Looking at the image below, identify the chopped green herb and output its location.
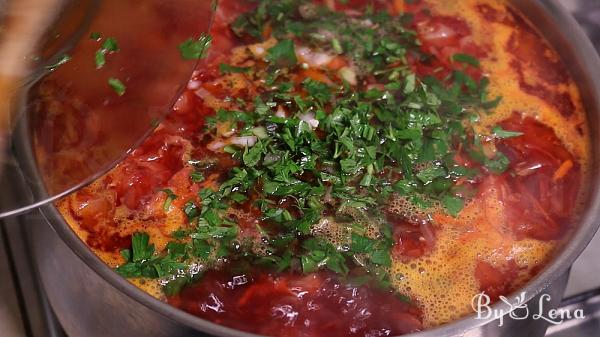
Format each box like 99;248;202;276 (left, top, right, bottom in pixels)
416;166;447;184
183;201;200;221
492;126;524;139
190;171;205;183
112;0;507;298
441;195;464;217
94;37;119;69
301;238;349;274
108;78;126;96
242;142;263;167
116;233;187;280
89;32;101;40
219;63;250;74
485;152;511;174
102;37;119;52
370;249;392;267
452;53;480;67
131;232;154;262
95;50;106;69
266;39;297;68
161;189;178;212
179;34;212;60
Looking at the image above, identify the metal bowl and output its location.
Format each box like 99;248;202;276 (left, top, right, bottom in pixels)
28;1;600;336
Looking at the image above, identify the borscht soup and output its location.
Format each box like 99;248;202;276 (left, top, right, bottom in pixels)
56;0;590;336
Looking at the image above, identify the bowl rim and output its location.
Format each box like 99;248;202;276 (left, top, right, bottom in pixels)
39;0;600;336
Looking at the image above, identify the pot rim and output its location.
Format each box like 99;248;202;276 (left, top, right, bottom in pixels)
39;0;600;336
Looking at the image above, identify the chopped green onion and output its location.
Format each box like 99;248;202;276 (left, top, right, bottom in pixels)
108;78;126;96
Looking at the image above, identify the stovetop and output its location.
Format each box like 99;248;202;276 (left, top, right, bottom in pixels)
1;1;600;337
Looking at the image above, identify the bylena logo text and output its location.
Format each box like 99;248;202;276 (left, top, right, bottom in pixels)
471;292;585;327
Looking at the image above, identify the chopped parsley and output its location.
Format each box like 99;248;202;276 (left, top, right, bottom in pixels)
219;63;250;74
492;126;523;139
233;0;418;77
178;34;212;60
190;171;205;183
441;195;465;217
115;0;508;296
266;39;297;68
161;189;178;211
452;53;480;67
116;233;187;280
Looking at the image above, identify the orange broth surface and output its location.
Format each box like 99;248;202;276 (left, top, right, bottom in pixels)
56;0;590;336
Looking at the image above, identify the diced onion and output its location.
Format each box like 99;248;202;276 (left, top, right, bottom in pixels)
249;45;265;58
207;140;226;152
207;135;258;152
231;136;258;147
323;185;333;203
515;162;542;177
459;36;474;49
194;88;210;99
299;112;319;129
252;126;268;139
367;83;385;91
296;46;334;68
248;38;277;59
360;18;373;26
421;23;456;41
299;4;318;19
217;122;236;138
338;66;357;85
318;29;335;40
187;80;201;90
264;152;281;163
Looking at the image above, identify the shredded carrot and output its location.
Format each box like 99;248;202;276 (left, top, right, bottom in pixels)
237;285;261;307
326;56;348;71
324;0;335;11
298;68;334;85
393;0;405;15
552;160;574;182
262;22;272;40
199;173;221;191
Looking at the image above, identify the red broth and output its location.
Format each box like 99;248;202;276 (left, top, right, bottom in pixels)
169;269;422;336
57;0;589;335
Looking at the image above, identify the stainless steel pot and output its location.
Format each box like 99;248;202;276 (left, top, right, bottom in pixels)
26;1;600;336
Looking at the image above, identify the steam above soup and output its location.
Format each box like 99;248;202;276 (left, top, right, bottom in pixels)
58;0;589;336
